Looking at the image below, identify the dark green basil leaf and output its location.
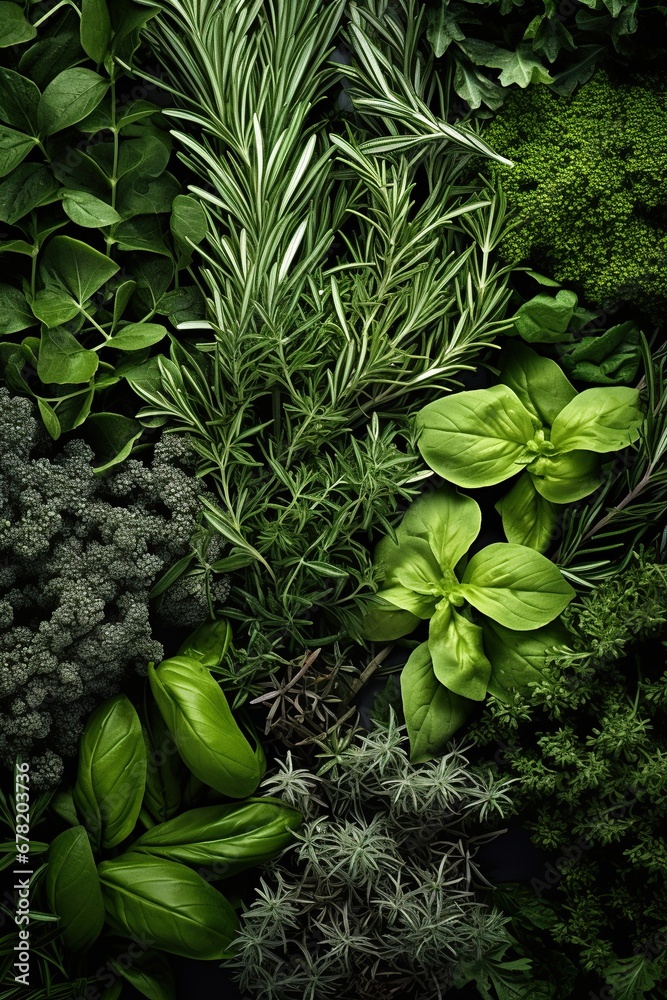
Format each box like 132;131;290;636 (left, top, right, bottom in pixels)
114;215;173;256
81;0;111;64
60;189;122;228
37;327;99;385
158;286;206;325
46;826;105;952
0;163;59;225
0;284;34;334
111;949;175;1000
38;67;109;137
40;235;119;305
148;656;261;799
131;799;301;875
98;854;239;960
170;194;207;249
116;173;181;219
0;67;40;133
401;642;473;763
108;322;168;351
0;4;36;50
37;398;61;440
0;126;37;178
142;703;184;826
560;320;642;385
73;693;146;850
31;289;80;326
18;25;83;90
85;412;143;470
483;619;571;702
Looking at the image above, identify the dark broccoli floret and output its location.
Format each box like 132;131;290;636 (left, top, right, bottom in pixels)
483;69;667;318
0;389;209;779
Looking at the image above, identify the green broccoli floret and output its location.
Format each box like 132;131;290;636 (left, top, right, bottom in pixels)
0;389;206;782
483;69;667;318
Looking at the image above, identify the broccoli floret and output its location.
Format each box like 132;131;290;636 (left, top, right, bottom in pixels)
0;388;206;781
483;69;667;318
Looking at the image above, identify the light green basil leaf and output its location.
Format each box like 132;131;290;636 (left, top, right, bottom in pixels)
80;0;111;64
378;532;443;593
377;581;439;619
46;826;105;952
483;619;571;702
38;68;109;137
460;542;575;630
512;289;578;343
0;284;33;334
416;385;536;487
499;342;577;427
530;450;602;503
31;289;80;326
0;67;40;133
0;126;36;178
108;322;168;351
401;642;474;763
428;603;491;701
148;656;260;798
496;473;559;553
177;619;232;668
359;598;420;642
73;694;146;851
397;486;481;572
98;854;239;960
550;387;644;453
131;799;301;876
60;189;122;228
40;236;119;306
0;3;36;49
111;950;175;1000
37;328;99;385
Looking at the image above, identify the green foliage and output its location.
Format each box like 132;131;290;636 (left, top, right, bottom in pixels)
127;0;518;669
0;0;205;455
229;714;523;999
417;344;644;548
360;486;574;759
0;388;204;779
473;559;667;997
45;826;105;953
482;69;667;319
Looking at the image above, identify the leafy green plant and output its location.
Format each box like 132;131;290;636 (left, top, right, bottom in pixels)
416;343;644;551
124;0;518;672
0;388;207;781
0;0;206;455
481;68;667;319
229;714;532;1000
360;486;573;759
473;558;667;998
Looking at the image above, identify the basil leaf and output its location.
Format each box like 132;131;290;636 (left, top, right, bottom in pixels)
80;0;111;64
40;236;119;306
483;619;571;702
0;3;36;50
46;826;105;952
416;385;536;487
142;703;184;826
530;449;602;503
37;398;61;440
111;950;175;1000
38;68;109;137
499;342;577;427
397;487;481;571
0;67;40;133
60;189;122;228
148;656;261;798
377;579;439;619
496;473;559;553
359;598;420;642
512;289;578;343
428;603;491;701
0;284;33;334
401;642;474;763
114;215;173;256
73;694;147;850
116;172;181;219
177;619;232;668
98;854;239;960
0;163;59;225
171;194;207;263
550;387;644;453
460;542;575;630
0;126;37;178
560;321;641;385
37;327;99;385
108;322;169;351
85;412;143;471
131;799;301;876
31;289;80;326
